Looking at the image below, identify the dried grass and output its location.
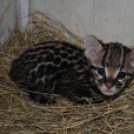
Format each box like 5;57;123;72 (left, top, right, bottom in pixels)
0;12;134;134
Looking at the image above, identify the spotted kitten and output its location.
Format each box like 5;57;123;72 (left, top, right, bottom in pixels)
9;35;134;103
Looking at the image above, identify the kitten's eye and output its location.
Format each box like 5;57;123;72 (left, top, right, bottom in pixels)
118;72;127;79
97;68;105;76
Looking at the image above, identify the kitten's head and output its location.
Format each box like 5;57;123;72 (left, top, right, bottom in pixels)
84;35;134;96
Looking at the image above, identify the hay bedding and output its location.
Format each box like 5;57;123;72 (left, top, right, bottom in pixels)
0;12;134;134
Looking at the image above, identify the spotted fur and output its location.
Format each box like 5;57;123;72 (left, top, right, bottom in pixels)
9;36;134;103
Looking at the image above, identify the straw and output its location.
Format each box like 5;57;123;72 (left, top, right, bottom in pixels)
0;12;134;134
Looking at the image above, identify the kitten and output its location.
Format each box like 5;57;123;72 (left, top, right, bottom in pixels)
9;35;134;103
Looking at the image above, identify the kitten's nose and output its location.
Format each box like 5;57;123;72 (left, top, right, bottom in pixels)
106;84;113;89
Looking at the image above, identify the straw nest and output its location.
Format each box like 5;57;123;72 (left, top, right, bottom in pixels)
1;12;134;134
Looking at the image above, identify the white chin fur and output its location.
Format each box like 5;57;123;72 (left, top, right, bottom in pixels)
99;85;117;96
101;90;115;96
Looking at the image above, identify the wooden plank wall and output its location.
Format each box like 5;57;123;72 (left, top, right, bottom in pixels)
0;0;17;44
31;0;134;46
1;0;134;46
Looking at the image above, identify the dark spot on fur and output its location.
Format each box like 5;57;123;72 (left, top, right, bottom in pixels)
45;53;54;62
49;75;58;85
73;56;79;60
34;45;55;51
68;57;74;61
60;61;68;69
61;53;68;59
67;49;73;54
63;42;78;50
75;52;83;57
61;47;67;50
25;54;30;60
37;57;43;63
77;65;84;70
38;64;45;78
83;61;88;65
43;46;55;49
52;66;58;74
39;51;49;55
22;61;31;67
30;71;37;83
31;54;37;60
38;80;44;87
53;57;61;64
54;48;60;53
106;63;109;67
46;64;53;75
68;63;74;69
31;61;37;69
54;53;60;56
44;77;49;88
34;47;42;51
77;59;83;64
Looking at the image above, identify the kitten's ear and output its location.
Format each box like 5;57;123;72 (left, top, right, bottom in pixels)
129;49;134;67
84;35;104;64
